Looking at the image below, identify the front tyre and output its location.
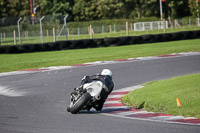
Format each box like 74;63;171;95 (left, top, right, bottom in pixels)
70;92;92;114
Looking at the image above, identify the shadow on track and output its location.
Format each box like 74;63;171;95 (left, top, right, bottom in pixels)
78;107;136;114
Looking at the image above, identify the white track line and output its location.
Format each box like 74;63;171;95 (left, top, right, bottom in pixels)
148;116;186;121
104;101;121;104
112;85;144;92
107;95;125;98
112;111;150;116
103;106;129;110
0;85;27;97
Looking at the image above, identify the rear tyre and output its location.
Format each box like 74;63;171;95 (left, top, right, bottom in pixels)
70;93;92;114
67;107;70;112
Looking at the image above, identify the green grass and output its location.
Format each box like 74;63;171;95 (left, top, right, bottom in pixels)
122;73;200;118
0;39;200;73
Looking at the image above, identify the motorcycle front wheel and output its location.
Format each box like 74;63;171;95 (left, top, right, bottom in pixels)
70;92;92;114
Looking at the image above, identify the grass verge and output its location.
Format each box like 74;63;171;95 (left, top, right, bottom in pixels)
0;39;200;73
122;73;200;118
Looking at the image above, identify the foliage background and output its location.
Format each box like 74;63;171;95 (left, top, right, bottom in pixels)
0;0;199;22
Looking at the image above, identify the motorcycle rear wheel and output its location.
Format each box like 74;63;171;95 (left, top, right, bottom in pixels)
70;92;92;114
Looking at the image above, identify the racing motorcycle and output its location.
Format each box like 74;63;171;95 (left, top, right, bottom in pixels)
67;80;103;114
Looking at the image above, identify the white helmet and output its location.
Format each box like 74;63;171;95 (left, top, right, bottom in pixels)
101;69;112;77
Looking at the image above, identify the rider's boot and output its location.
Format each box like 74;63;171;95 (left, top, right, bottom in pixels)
87;106;92;111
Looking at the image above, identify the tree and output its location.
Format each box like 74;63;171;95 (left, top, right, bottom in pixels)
18;0;30;16
0;0;198;23
36;0;74;21
123;0;159;19
0;0;9;17
166;0;190;19
73;0;126;21
99;0;126;19
0;0;30;17
188;0;200;17
73;0;90;21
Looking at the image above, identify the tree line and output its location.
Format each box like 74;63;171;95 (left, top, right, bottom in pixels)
0;0;200;21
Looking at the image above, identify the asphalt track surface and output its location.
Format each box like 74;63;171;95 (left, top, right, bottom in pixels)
0;54;200;133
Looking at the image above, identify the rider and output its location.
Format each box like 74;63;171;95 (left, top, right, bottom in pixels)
71;69;114;111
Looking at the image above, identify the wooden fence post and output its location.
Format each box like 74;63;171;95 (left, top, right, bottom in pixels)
53;28;56;42
88;26;90;35
130;23;133;31
174;19;181;28
196;18;198;26
13;30;16;45
126;22;129;36
102;25;104;35
89;25;94;39
24;31;28;39
46;29;49;38
163;19;166;33
109;25;112;33
78;27;80;37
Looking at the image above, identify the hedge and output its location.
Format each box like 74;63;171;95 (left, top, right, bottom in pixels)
0;30;199;54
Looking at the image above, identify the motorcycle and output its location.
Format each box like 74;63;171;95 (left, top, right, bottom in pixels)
67;80;103;114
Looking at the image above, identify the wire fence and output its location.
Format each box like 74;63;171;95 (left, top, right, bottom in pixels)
0;15;200;46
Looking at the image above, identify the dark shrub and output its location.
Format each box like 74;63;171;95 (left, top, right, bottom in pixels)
104;37;120;46
140;35;155;43
93;39;105;47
